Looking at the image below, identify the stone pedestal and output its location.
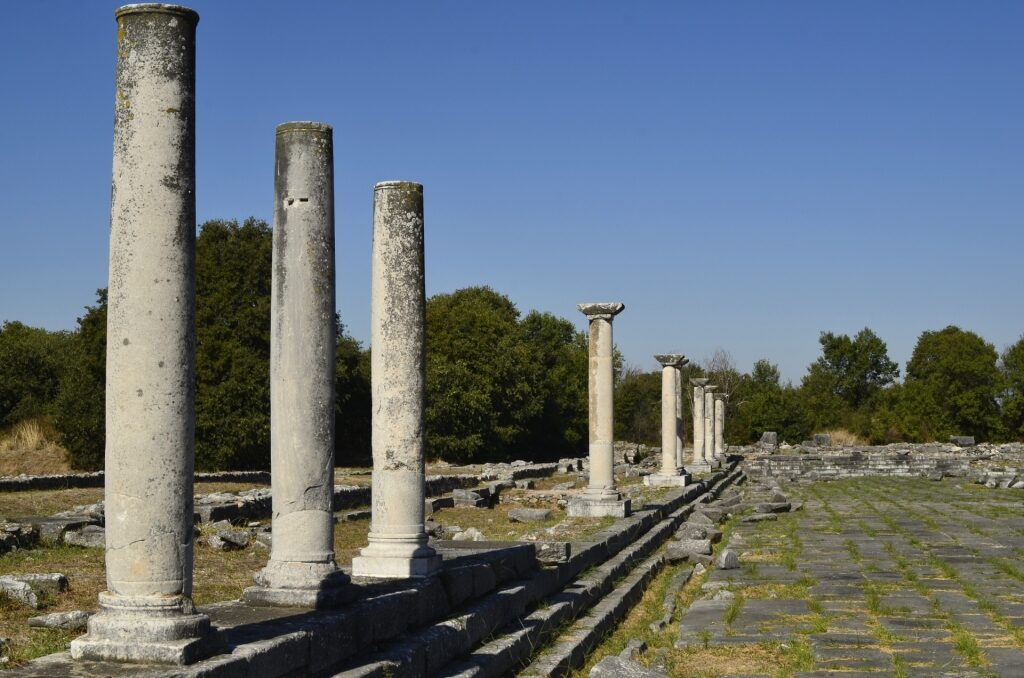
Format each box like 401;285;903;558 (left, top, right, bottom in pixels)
704;386;719;468
645;354;691;488
714;394;727;460
244;122;350;608
568;303;630;518
352;182;441;579
690;378;711;473
71;4;213;665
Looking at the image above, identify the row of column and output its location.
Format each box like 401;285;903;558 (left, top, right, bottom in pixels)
72;4;440;664
692;379;728;472
71;3;729;666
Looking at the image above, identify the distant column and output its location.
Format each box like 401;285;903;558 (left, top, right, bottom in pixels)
567;303;631;518
704;386;719;468
244;122;350;607
352;182;441;579
690;378;710;472
714;394;727;459
674;362;688;470
71;4;212;665
645;355;692;487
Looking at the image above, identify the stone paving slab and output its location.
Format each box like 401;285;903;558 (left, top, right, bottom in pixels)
669;476;1024;675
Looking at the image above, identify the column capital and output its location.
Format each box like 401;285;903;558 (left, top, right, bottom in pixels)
577;302;625;321
654;353;686;367
714;392;728;401
704;384;719;392
690;377;709;387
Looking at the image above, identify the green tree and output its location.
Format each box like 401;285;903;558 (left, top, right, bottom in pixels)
0;321;69;428
425;286;540;462
53;291;107;470
335;331;371;464
519;311;588;458
614;367;662;445
903;326;1002;441
194;218;274;470
999;336;1024;441
813;328;899;408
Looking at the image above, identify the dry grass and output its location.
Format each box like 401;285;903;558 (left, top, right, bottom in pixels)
0;529;281;667
0;419;71;476
821;429;868;446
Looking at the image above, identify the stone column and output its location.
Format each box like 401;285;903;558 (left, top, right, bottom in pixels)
244;123;350;607
674;361;688;470
71;4;211;665
714;394;727;459
690;378;710;472
352;182;441;579
567;303;631;518
704;386;719;468
645;355;691;487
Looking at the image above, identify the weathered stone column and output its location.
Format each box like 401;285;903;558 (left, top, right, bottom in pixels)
568;303;631;518
704;385;719;468
645;355;691;487
714;394;727;459
71;4;211;665
352;182;441;578
244;123;350;607
674;361;689;470
690;378;710;472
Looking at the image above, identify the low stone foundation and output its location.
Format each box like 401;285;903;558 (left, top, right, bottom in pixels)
744;442;1024;488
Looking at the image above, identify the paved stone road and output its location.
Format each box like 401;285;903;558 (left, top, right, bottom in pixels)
675;477;1024;677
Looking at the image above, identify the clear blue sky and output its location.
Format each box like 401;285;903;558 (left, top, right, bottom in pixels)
1;1;1021;382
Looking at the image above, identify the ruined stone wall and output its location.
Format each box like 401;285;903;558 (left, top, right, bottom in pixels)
743;443;1024;488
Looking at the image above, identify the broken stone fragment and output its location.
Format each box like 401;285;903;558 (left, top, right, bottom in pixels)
590;655;666;677
507;508;552;523
28;610;90;630
0;578;39;609
717;548;739;570
452;527;485;542
741;513;778;523
453;489;487;508
63;525;105;548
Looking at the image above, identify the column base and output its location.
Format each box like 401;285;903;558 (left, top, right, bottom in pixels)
644;472;692;487
69;593;214;665
566;495;632;518
690;462;713;474
243;558;353;608
350;553;442;579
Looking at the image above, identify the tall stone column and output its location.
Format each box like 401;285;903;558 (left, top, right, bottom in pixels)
690;378;710;472
674;362;688;470
568;303;631;518
352;182;441;579
244;123;350;607
704;386;719;468
645;355;691;487
71;4;211;665
714;394;727;459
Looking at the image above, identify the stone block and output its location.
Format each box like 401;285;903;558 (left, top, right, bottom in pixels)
566;497;631;518
534;541;571;564
508;508;552;523
814;433;833;447
949;436;975;447
453;489;487;508
28;610;90;630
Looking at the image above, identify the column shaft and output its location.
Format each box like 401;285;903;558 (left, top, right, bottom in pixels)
674;369;685;470
704;391;716;465
588;317;616;495
714;397;726;457
692;384;705;468
352;182;440;579
659;365;677;475
72;4;210;664
245;123;349;607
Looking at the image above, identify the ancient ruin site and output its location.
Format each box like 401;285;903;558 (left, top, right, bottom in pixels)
2;3;1023;678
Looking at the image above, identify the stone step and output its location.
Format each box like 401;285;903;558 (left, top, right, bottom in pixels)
431;467;744;678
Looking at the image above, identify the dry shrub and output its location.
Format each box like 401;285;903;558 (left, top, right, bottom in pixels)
824;428;867;447
0;418;71;475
